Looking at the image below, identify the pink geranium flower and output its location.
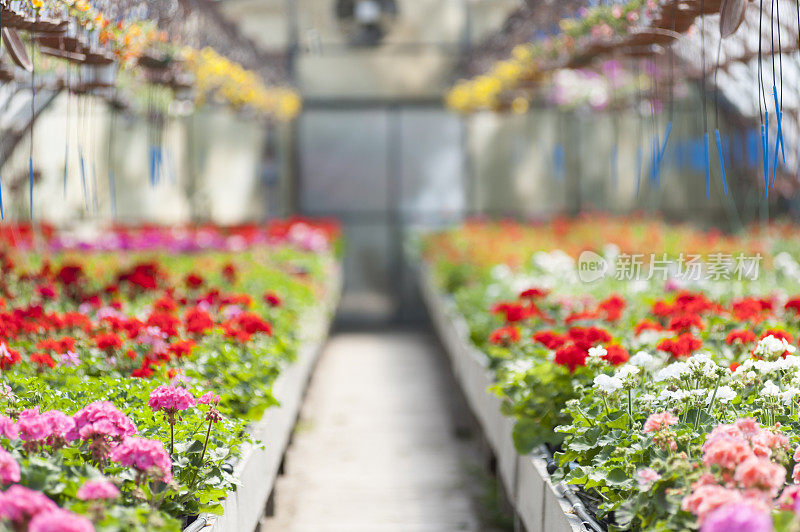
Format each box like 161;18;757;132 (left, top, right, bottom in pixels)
700;502;772;532
734;456;786;496
198;391;220;405
0;415;18;439
643;411;678;433
0;447;20;484
28;508;94;532
148;385;196;414
109;436;173;483
76;479;120;501
0;485;58;524
69;401;138;443
636;468;661;489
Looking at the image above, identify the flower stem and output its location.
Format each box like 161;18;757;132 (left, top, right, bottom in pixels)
627;389;634;428
185;418;214;499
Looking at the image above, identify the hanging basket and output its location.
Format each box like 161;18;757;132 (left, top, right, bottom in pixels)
653;4;700;33
623;28;681;48
0;61;14;82
81;48;114;66
0;4;29;30
719;0;748;37
138;50;173;70
79;61;117;89
2;27;31;71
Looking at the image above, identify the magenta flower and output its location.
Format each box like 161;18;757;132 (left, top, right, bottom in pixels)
109;436;173;483
0;415;18;439
0;447;20;484
701;502;772;532
17;408;75;445
29;508;95;532
198;391;220;405
76;479;120;501
148;385;197;414
0;485;58;524
69;401;138;443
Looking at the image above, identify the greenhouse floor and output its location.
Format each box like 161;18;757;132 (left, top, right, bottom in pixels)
261;331;488;532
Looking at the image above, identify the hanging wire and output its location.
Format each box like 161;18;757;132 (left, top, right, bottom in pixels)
29;17;35;220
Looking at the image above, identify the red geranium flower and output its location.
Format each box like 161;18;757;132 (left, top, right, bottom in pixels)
168;339;196;358
602;344;629;365
634;319;664;335
668;313;705;333
236;312;272;336
185;308;214;335
598;295;626;322
565;310;600;324
785;297;800;315
146;312;180;337
153;296;178;313
731;298;772;322
56;264;84;287
222;263;237;283
0;344;21;370
94;333;123;351
122;318;144;340
519;287;549;299
263;292;282;308
554;344;588;372
726;329;757;345
568;326;612;351
185;273;205;289
532;330;566;350
30;352;57;369
131;360;154;378
657;333;703;358
37;284;57;300
490;302;529;323
489;326;520;346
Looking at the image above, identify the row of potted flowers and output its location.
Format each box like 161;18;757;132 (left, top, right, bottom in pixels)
420;217;800;531
0;221;340;531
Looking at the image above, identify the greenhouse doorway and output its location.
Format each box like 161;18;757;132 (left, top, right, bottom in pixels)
297;103;465;325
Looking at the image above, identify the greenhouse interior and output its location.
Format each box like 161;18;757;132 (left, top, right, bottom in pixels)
7;0;800;531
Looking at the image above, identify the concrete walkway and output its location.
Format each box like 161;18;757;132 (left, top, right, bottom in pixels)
261;331;486;532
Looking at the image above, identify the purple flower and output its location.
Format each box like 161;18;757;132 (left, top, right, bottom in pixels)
701;502;773;532
60;351;80;367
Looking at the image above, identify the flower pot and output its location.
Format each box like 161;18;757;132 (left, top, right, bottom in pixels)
80;61;117;88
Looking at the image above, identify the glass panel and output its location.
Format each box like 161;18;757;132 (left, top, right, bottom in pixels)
399;109;465;222
299;109;389;213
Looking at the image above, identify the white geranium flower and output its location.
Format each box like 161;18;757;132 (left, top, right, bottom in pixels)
776;356;800;370
638;393;656;404
593;374;623;394
686;352;719;378
710;385;737;404
615;364;641;380
654;361;688;382
490;264;512;280
630;351;660;372
754;335;796;359
635;330;666;347
762;380;782;398
780;386;800;405
659;389;689;401
506;359;535;375
587;345;608;365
